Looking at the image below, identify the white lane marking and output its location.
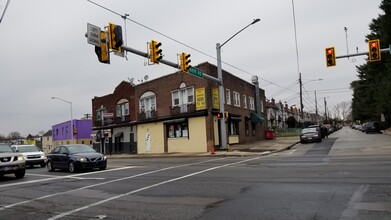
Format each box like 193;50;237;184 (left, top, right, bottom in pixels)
27;174;106;180
0;166;136;188
0;158;226;211
47;157;260;220
340;184;369;220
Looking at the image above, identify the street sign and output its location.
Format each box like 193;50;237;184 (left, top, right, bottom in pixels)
87;23;101;47
188;66;204;78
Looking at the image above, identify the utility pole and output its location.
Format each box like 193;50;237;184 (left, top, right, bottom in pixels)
324;97;328;122
299;73;303;124
315;90;318;123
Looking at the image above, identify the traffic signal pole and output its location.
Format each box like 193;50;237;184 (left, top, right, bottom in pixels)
120;45;221;84
336;48;389;59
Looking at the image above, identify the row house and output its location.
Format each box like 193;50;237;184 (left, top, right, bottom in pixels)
91;62;267;155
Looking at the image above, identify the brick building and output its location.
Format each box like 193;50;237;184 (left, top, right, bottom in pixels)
91;62;266;154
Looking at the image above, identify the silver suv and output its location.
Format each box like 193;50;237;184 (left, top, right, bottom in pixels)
0;143;26;178
11;145;47;168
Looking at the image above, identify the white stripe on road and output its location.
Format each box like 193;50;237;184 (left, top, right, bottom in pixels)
47;157;260;220
0;158;226;211
27;173;106;180
0;166;135;188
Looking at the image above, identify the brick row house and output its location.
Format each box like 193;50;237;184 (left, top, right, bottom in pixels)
91;62;267;155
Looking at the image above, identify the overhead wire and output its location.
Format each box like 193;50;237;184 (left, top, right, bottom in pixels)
86;0;299;95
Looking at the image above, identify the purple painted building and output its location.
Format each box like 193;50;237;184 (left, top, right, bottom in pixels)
52;119;93;145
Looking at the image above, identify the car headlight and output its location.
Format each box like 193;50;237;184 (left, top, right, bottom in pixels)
17;155;25;161
77;157;87;162
103;156;107;161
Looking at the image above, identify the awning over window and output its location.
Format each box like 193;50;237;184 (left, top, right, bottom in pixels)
163;118;186;124
91;130;100;137
114;132;123;138
250;112;264;123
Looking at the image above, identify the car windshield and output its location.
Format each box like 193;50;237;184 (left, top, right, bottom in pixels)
0;144;14;153
17;146;40;152
302;128;317;133
67;145;96;154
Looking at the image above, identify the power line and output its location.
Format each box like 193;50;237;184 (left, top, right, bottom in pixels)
86;0;299;95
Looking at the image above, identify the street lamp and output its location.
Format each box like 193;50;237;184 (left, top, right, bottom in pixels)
216;18;260;150
51;97;73;143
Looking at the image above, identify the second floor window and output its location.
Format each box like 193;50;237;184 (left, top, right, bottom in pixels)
96;108;106;122
172;86;194;107
243;95;247;109
233;91;240;107
116;99;129;117
249;97;255;110
226;89;231;105
140;92;156;118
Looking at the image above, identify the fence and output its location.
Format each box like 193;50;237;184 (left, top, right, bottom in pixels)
275;128;302;137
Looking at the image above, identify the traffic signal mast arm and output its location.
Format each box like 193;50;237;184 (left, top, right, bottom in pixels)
335;48;389;59
120;45;221;84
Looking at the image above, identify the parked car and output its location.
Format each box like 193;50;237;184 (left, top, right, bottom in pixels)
0;143;26;178
11;145;47;168
300;127;322;143
365;121;381;134
47;144;107;173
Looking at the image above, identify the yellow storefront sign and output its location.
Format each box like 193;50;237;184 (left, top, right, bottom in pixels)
196;88;206;110
213;87;219;109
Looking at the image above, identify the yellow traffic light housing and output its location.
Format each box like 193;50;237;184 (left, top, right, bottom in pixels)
94;31;110;64
325;47;336;67
180;52;191;72
108;22;123;52
149;40;163;64
368;39;381;62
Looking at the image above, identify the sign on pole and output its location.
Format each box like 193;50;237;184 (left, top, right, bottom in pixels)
87;23;101;47
188;66;204;78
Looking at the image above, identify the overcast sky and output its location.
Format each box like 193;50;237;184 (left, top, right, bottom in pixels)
0;0;382;136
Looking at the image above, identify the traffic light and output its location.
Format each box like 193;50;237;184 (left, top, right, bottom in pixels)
149;40;163;64
180;52;191;72
94;31;110;64
225;112;230;120
217;112;223;119
108;23;123;52
325;47;336;67
368;39;381;62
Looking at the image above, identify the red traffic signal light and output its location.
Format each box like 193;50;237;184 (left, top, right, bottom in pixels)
325;47;336;67
368;39;381;62
217;112;223;119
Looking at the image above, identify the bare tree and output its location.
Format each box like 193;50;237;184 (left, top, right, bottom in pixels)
340;101;351;121
8;131;21;140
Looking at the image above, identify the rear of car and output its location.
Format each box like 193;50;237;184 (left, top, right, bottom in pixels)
0;143;26;178
11;145;47;168
300;128;322;143
365;121;381;134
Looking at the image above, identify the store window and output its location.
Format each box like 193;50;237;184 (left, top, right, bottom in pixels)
167;120;189;138
229;120;239;135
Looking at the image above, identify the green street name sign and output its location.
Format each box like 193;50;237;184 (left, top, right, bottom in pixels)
188;66;204;78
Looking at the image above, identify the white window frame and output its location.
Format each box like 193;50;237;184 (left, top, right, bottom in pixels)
243;95;247;109
226;88;231;105
249;97;255;110
233;91;240;107
139;92;156;113
116;102;129;117
171;86;194;107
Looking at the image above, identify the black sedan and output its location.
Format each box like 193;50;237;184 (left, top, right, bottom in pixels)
300;127;322;143
46;144;107;173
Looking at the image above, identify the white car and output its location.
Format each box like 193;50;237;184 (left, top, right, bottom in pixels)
11;145;47;168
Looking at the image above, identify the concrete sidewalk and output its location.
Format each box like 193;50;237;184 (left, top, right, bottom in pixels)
107;136;300;159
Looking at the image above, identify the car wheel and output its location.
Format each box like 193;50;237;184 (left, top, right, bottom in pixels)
47;161;55;172
68;161;77;173
99;165;107;170
14;169;25;178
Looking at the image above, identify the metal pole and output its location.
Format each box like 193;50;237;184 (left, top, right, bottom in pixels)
70;102;73;144
315;90;318;124
299;73;303;124
324;97;328;122
216;43;227;150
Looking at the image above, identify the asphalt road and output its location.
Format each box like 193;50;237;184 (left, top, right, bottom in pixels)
1;127;391;220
